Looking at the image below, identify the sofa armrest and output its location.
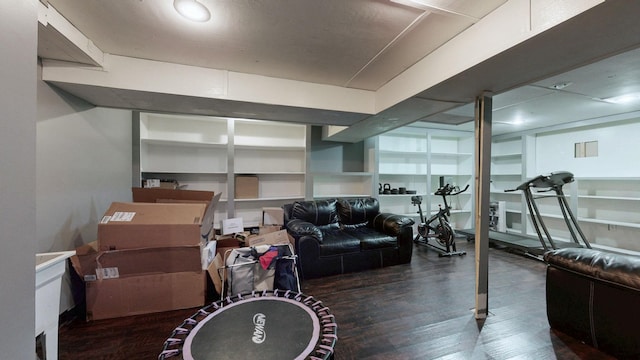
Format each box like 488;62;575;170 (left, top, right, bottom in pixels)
371;213;415;236
544;248;640;290
286;219;323;243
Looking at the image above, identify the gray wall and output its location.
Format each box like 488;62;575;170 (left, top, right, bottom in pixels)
0;1;37;358
1;4;133;356
36;67;133;312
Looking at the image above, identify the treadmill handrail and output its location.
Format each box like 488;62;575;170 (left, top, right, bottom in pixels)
504;171;574;192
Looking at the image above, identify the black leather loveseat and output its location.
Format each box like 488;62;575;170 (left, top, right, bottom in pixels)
283;197;414;279
544;248;640;358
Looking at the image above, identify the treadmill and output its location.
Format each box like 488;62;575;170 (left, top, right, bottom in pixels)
461;171;591;258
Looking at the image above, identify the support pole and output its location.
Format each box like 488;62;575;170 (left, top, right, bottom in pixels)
474;92;493;319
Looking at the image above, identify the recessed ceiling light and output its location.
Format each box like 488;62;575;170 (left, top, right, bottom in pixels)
174;0;211;22
603;93;640;104
549;82;572;90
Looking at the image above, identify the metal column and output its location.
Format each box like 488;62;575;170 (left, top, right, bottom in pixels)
474;92;492;320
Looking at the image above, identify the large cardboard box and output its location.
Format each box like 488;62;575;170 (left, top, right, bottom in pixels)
235;175;259;199
132;187;214;204
247;229;291;247
70;245;207;321
131;188;220;243
262;207;284;226
98;202;210;251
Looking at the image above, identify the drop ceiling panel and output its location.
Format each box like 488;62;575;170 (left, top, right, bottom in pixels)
348;11;475;90
492;91;626;129
533;47;640;100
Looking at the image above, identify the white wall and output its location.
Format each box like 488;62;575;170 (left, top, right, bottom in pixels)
534;118;640;252
37;66;133;313
0;1;37;358
535;119;640;177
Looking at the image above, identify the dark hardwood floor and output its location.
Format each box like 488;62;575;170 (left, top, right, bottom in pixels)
58;240;614;359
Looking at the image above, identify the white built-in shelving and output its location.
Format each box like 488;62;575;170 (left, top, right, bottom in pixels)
134;112;307;227
490;118;640;253
374;127;474;229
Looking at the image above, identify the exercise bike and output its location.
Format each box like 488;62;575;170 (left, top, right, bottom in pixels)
412;183;469;257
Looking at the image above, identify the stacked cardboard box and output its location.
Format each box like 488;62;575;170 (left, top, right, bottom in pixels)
70;188;218;321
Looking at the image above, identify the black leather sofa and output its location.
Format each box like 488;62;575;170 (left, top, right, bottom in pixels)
283;197;414;279
544;248;640;358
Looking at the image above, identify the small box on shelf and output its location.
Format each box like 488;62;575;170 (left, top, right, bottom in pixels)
235;174;259;199
221;217;244;235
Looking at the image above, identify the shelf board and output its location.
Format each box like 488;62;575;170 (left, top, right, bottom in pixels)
141;138;227;148
430;173;472;177
521;211;640;229
577;217;640;229
379;193;426;197
490;190;521;195
234;171;305;176
491;153;522;159
379;172;428;176
578;195;640;201
234;195;305;202
379;150;426;156
491;173;522;177
575;177;640;181
234;144;306;151
311;172;373;177
431;152;472;158
313;193;372;198
142;170;227;175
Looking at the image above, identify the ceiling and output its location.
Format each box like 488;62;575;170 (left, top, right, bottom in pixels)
38;0;640;141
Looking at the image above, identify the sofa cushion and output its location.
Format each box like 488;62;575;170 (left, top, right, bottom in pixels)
290;199;339;226
337;198;379;225
320;227;361;256
344;227;397;250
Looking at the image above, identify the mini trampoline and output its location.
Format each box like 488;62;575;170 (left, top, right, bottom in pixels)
159;290;337;360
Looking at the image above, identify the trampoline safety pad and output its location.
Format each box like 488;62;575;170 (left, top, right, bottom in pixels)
160;290;337;360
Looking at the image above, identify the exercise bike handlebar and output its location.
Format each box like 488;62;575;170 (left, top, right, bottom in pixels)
435;184;469;196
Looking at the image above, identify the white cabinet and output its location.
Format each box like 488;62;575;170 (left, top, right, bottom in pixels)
375;127;474;229
134;113;307;227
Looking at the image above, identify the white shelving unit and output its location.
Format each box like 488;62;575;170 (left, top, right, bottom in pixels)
575;177;640;228
375;127;474;229
311;172;374;199
490;137;526;234
490;118;640;254
134;112;307;228
429;133;474;230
